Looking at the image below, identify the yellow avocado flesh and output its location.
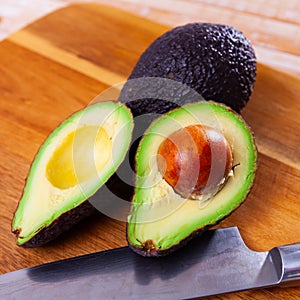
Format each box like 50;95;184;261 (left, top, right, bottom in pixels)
46;126;112;189
127;101;257;252
13;102;133;245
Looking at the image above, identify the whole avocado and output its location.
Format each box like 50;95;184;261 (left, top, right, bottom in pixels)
120;23;256;115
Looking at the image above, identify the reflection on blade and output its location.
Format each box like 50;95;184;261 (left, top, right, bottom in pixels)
0;227;281;299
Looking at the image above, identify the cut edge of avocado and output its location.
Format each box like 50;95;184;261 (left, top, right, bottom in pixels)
12;101;133;247
127;101;257;256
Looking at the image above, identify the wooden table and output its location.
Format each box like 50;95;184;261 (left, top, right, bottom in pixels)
0;1;300;299
1;0;300;76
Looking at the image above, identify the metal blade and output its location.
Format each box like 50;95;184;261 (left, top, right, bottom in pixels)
0;227;281;299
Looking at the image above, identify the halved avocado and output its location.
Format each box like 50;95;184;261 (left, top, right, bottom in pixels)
12;101;133;247
127;101;257;256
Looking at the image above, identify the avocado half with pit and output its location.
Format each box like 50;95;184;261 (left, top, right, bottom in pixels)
12;101;133;247
127;101;257;256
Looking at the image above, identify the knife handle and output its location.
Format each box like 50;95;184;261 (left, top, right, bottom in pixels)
272;242;300;286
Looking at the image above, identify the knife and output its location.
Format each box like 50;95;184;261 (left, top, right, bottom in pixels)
1;226;299;299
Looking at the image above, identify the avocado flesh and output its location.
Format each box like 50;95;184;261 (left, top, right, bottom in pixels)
120;23;256;115
127;101;257;256
12;101;133;247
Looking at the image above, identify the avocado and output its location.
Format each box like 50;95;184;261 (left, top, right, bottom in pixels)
120;23;256;115
12;101;133;247
127;101;257;256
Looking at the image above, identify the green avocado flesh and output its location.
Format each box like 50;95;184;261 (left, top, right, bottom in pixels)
12;101;133;247
127;101;257;256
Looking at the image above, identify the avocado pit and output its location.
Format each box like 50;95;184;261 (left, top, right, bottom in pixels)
157;124;233;200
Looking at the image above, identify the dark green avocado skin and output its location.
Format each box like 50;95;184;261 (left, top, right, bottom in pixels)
127;201;246;257
14;201;96;247
127;224;210;258
15;176;134;247
120;23;256;115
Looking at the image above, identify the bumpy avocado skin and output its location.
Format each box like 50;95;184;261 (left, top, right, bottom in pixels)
120;23;256;115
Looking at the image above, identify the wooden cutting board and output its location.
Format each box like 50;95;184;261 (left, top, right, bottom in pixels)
0;3;300;299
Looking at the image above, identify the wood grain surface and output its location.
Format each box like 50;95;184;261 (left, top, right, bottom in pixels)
0;3;300;299
62;0;300;76
1;0;300;75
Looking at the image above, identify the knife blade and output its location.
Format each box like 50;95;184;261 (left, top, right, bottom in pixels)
1;226;299;299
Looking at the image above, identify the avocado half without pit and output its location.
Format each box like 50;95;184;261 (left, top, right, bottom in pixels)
127;101;257;257
12;101;133;247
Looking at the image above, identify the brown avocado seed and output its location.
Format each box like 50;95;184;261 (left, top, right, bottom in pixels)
157;124;233;200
